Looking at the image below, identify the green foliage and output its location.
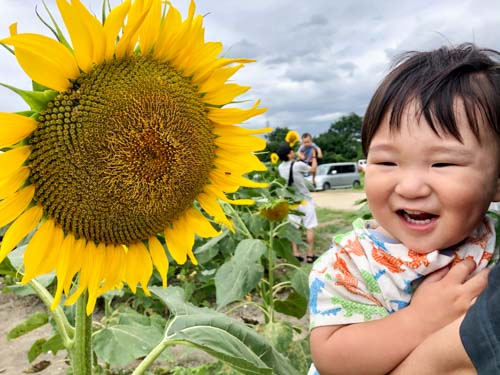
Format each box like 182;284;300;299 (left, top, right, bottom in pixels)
215;239;266;309
151;286;300;375
7;312;49;339
315;113;364;162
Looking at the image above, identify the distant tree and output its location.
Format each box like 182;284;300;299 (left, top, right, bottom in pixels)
314;113;364;163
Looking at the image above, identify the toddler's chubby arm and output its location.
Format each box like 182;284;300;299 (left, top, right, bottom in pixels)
310;259;488;375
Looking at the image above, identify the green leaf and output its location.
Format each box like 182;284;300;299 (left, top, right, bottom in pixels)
151;286;299;375
274;290;307;319
291;268;309;300
93;324;164;366
194;230;228;264
215;239;266;308
0;83;57;112
28;338;46;363
42;334;64;357
259;321;294;354
275;223;304;244
7;312;49;339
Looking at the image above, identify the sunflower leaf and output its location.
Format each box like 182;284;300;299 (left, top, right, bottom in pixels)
7;312;49;339
151;286;299;375
214;239;266;308
0;83;57;112
93;324;164;366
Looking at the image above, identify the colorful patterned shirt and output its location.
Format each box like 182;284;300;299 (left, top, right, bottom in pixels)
309;217;497;329
307;216;498;375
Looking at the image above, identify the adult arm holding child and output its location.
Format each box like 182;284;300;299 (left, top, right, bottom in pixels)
311;259;488;375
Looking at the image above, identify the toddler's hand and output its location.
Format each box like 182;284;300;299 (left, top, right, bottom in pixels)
407;259;489;338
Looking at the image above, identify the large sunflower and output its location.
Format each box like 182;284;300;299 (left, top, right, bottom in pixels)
0;0;268;314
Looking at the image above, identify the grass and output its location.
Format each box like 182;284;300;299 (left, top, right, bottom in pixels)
314;207;365;254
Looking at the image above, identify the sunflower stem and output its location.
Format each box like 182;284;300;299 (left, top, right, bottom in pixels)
267;221;275;323
72;292;93;375
132;338;183;375
28;279;74;348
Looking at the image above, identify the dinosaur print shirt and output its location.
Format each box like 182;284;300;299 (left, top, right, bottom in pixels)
308;216;498;329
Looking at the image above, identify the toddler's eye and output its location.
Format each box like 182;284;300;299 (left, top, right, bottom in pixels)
376;162;396;166
432;163;455;168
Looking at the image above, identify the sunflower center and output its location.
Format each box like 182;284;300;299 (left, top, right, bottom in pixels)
29;56;215;245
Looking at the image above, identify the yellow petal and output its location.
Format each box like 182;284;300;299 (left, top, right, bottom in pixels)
185;208;220;238
99;244;126;294
0;167;30;199
22;220;62;283
213;123;272;137
103;0;130;60
86;242;107;314
138;0;162;54
0;33;79;91
56;0;106;71
0;185;35;227
208;101;267;125
203;84;250;106
148;236;169;288
164;215;194;265
183;42;223;78
124;242;152;295
215;135;267;152
197;193;233;231
192;58;254;86
152;2;183;61
0;146;31;180
0;205;43;263
0;113;37;147
197;63;241;94
210;168;268;189
204;185;254;206
65;241;95;306
63;237;86;295
214;152;267;173
115;0;151;58
51;233;75;309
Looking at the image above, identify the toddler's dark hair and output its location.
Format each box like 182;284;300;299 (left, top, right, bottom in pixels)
362;43;500;155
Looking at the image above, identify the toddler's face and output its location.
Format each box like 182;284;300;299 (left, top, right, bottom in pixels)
365;101;500;253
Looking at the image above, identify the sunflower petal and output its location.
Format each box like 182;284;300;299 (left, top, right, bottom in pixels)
215;135;266;152
186;208;221;238
22;220;63;283
86;242;107;314
164;215;194;265
51;233;75;309
208;101;267;125
0;205;43;264
203;84;250;106
213;123;272;137
0;113;37;147
197;193;233;230
63;238;86;296
99;245;126;294
0;146;31;180
0;167;30;199
103;0;130;60
148;236;169;288
124;242;152;295
65;241;95;306
197;64;242;94
0;185;35;227
0;33;79;91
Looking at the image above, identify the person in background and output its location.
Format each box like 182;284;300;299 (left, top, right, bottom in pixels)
308;43;500;375
297;133;323;186
277;142;318;264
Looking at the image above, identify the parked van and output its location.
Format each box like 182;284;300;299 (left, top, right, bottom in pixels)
307;162;361;191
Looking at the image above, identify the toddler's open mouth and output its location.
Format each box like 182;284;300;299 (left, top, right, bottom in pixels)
397;209;438;225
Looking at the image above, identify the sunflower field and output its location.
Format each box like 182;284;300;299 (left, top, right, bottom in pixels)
0;1;316;373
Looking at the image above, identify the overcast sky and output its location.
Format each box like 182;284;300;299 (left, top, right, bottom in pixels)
1;0;499;136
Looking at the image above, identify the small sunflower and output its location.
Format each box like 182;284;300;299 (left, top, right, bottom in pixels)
260;200;290;222
0;0;268;314
270;152;279;165
285;130;299;147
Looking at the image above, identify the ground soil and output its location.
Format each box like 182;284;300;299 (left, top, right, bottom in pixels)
0;190;364;374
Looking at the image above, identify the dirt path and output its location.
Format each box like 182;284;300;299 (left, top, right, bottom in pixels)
311;189;366;211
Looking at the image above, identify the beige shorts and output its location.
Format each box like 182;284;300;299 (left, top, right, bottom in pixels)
289;199;318;229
